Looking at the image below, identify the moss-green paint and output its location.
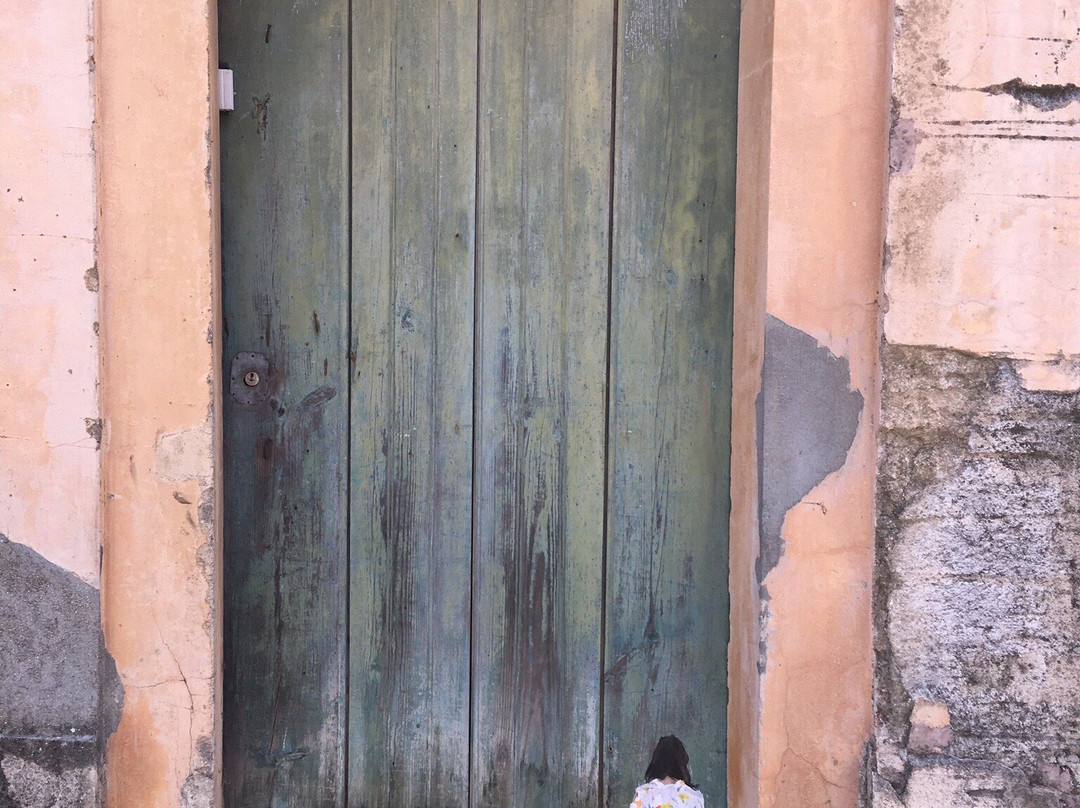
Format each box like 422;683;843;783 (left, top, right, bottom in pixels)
604;0;738;803
348;0;477;802
220;0;350;804
220;0;738;802
470;0;613;803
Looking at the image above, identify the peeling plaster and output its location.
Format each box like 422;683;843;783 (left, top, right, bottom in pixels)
754;0;886;800
884;0;1080;361
84;418;102;450
97;0;222;801
875;5;1080;805
1016;357;1080;393
757;315;863;590
153;417;213;484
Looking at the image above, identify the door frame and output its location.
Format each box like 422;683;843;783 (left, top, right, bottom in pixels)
93;0;889;803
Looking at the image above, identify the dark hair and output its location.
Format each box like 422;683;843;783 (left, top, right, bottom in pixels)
644;735;696;787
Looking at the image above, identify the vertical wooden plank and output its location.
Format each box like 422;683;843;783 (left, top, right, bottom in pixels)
348;0;477;803
472;0;613;803
604;0;739;804
219;0;349;805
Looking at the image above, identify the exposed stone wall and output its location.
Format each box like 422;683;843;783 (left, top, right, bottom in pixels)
873;346;1080;806
869;0;1080;805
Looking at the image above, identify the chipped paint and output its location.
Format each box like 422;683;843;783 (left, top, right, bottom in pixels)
623;0;688;60
974;77;1080;111
154;417;213;484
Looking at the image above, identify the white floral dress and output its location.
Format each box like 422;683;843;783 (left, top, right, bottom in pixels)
629;778;705;808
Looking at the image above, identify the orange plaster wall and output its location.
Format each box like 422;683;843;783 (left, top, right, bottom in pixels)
96;0;221;806
755;0;890;805
729;0;773;804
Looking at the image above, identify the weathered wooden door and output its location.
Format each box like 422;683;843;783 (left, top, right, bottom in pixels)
220;0;737;804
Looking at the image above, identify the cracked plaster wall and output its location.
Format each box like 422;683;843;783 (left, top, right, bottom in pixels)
870;0;1080;806
0;2;111;805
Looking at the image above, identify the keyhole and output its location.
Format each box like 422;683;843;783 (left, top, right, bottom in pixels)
243;370;260;387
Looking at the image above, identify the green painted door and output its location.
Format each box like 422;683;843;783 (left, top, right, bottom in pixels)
220;0;737;804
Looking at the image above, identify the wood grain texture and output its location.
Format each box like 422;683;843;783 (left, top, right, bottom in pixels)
348;0;477;804
219;0;350;805
471;0;614;804
604;0;739;804
222;0;738;803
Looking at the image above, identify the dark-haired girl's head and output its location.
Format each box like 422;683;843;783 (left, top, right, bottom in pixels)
644;735;695;787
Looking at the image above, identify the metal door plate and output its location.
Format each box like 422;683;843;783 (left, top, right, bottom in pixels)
230;352;270;405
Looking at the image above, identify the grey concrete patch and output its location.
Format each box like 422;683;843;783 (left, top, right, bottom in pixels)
870;344;1080;805
0;534;120;736
181;770;214;808
890;117;921;175
98;635;123;741
0;534;124;807
756;315;863;587
181;734;215;808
